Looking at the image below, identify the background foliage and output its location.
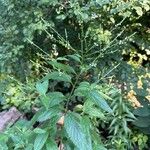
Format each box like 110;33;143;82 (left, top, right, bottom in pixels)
0;0;150;149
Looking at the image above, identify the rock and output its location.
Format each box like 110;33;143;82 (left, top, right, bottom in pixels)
0;107;22;132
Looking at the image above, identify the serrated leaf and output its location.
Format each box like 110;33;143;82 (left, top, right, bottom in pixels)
36;80;48;95
74;82;90;96
91;130;105;149
133;116;150;128
42;71;72;83
34;128;46;134
133;106;150;117
83;100;105;119
88;90;112;113
64;112;89;150
86;107;105;119
80;116;92;150
47;92;65;107
40;96;49;109
99;92;112;100
46;138;57;150
34;132;49;150
49;60;75;74
38;108;60;122
78;82;90;89
139;126;150;135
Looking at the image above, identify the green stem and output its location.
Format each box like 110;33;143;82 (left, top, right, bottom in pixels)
80;25;84;63
65;72;82;113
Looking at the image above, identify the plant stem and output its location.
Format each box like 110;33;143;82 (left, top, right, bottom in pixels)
65;72;82;113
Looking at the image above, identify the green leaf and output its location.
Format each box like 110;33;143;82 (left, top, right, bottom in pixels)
133;106;150;117
0;133;8;142
80;116;92;150
91;130;106;150
93;144;107;150
96;0;110;6
83;100;105;119
39;0;58;5
81;13;89;21
64;112;89;150
133;116;150;128
0;144;8;150
34;132;49;150
90;107;105;118
42;71;72;83
99;92;112;100
25;144;33;150
85;107;105;119
27;108;45;128
40;92;65;109
40;96;49;110
34;128;46;134
56;57;68;61
88;90;112;113
63;143;72;150
49;60;75;74
47;92;65;107
46;138;57;150
74;82;90;96
38;108;60;122
36;80;49;95
67;54;81;62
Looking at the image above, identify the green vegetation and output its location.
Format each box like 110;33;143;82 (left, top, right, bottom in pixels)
0;0;149;149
